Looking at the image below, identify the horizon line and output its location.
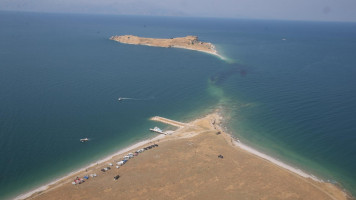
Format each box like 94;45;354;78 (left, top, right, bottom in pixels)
1;9;356;23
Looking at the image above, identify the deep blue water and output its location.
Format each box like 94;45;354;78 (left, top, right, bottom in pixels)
0;12;356;199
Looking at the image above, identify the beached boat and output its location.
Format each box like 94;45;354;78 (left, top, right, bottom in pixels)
149;127;166;135
80;138;89;143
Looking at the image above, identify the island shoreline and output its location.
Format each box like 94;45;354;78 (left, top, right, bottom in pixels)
110;35;227;60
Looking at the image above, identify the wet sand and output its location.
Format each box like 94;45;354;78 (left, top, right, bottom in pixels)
22;113;351;200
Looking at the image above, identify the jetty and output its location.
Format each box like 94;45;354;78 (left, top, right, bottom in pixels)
150;116;187;128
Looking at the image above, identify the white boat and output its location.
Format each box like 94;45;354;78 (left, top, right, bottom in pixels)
80;138;89;142
149;127;166;135
118;97;122;101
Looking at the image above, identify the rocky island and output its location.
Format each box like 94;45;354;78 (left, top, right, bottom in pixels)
110;35;221;57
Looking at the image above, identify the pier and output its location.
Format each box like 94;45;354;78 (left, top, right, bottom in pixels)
150;116;187;128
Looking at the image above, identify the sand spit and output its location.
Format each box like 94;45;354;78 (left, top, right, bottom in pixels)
21;113;351;200
110;35;225;59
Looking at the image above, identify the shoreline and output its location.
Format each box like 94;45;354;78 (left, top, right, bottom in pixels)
210;114;323;182
171;45;226;60
233;141;321;181
14;133;168;200
17;112;350;199
117;42;226;60
110;35;227;61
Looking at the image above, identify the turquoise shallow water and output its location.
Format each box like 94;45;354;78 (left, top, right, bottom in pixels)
0;12;356;198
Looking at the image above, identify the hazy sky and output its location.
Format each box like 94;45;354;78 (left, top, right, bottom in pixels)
1;0;356;22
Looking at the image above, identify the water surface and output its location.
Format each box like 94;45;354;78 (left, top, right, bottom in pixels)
0;12;356;198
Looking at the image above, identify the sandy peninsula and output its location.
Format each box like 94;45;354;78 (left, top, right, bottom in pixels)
110;35;223;58
19;112;352;200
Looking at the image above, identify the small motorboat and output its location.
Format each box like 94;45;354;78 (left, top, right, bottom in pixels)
80;138;89;143
149;127;166;135
118;97;122;101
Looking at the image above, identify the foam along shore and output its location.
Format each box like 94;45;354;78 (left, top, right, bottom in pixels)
110;35;225;59
20;113;350;200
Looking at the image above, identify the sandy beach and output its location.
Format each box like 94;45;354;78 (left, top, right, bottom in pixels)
20;112;351;200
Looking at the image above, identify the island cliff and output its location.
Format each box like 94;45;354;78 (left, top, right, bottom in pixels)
110;35;219;56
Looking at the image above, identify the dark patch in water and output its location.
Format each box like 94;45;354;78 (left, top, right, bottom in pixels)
210;63;249;85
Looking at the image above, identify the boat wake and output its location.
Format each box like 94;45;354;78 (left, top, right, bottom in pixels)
118;97;154;102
